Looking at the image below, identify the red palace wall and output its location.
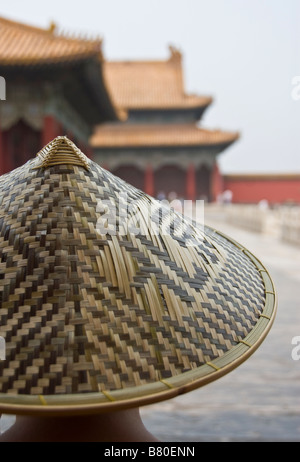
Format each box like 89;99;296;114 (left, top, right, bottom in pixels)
223;175;300;204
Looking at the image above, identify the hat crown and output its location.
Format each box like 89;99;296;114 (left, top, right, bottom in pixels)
35;136;90;170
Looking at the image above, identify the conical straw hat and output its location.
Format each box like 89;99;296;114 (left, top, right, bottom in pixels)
0;137;276;416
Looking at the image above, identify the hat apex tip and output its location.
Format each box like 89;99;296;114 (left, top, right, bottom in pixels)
35;136;90;171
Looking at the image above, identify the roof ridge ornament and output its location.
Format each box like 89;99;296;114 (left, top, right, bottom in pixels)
48;21;57;35
34;136;90;170
168;45;182;62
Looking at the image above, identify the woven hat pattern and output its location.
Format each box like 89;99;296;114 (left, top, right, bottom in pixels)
0;137;276;414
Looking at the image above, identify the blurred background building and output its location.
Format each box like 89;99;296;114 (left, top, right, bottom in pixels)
0;15;299;205
0;16;118;174
91;46;238;202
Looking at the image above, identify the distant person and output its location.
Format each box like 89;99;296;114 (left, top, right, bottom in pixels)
222;189;233;205
157;190;166;201
168;191;178;202
258;199;269;211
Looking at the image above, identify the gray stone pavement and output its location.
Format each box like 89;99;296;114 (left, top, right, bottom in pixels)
1;207;300;441
141;208;300;442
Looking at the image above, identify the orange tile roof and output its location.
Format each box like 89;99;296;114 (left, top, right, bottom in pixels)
0;16;103;66
90;123;239;148
103;46;212;111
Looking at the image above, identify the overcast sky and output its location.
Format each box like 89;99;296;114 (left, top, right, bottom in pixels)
0;0;299;173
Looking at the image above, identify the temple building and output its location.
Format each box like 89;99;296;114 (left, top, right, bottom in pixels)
0;16;242;203
91;47;239;202
0;16;118;175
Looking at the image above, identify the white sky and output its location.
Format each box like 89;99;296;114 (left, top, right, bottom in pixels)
0;0;299;173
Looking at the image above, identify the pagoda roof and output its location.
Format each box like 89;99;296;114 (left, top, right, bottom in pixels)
103;46;213;113
90;123;239;149
0;16;103;66
0;16;120;124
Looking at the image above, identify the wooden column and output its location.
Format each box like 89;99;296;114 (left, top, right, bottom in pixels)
144;165;154;197
211;162;224;202
186;164;196;201
42;115;62;146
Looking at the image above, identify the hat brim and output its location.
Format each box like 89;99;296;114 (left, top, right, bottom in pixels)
0;226;277;416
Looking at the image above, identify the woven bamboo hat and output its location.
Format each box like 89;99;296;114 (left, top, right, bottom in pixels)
0;137;276;416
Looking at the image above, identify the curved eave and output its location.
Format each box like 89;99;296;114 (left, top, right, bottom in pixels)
0;52;101;68
83;57;120;123
90;128;240;150
0;54;120;125
91;141;239;151
121;97;213;112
